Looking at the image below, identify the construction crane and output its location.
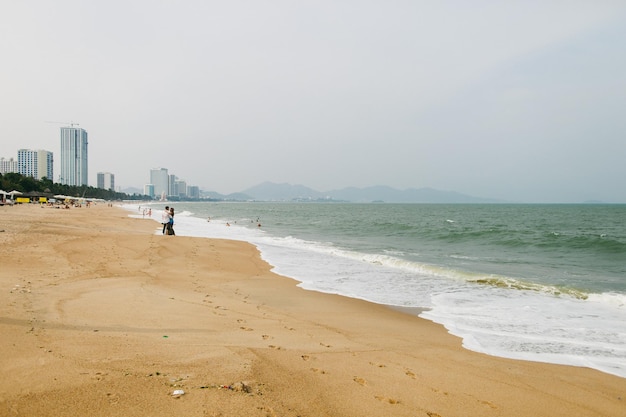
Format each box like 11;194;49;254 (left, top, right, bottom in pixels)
44;121;80;127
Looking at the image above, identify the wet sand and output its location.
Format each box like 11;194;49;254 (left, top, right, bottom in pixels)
1;203;624;416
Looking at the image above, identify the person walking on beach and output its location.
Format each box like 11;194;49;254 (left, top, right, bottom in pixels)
166;207;175;235
161;206;170;234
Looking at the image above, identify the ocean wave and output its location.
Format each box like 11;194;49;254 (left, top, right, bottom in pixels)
467;277;589;300
262;234;593;300
538;233;626;253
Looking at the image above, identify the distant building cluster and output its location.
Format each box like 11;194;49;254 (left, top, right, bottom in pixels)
1;125;118;192
1;150;54;181
0;157;18;174
3;124;208;199
145;167;200;200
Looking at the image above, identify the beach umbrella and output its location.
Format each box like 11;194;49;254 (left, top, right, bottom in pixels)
9;190;23;196
0;190;7;195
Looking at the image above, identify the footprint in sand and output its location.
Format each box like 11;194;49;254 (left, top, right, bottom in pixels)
480;400;498;409
405;369;416;379
268;345;284;350
259;406;278;417
311;368;328;374
375;396;400;404
319;342;331;348
240;326;254;331
369;361;386;368
353;377;367;386
262;334;271;340
301;355;311;361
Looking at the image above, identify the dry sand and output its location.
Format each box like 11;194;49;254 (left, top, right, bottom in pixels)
0;203;624;417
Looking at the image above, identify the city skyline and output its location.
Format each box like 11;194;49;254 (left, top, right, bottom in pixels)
1;125;117;190
1;134;199;197
146;167;197;199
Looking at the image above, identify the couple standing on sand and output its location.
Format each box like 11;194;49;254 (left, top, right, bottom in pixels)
161;205;175;235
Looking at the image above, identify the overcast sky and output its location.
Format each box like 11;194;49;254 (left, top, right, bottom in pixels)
1;1;625;202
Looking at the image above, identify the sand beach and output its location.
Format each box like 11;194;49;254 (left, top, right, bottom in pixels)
0;203;624;416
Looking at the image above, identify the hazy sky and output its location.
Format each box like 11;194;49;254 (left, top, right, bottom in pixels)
2;1;625;202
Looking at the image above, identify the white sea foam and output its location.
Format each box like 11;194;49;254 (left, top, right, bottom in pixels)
587;292;626;308
124;203;626;378
421;289;626;378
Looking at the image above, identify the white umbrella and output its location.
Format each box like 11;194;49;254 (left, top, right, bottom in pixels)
0;190;7;195
9;190;23;196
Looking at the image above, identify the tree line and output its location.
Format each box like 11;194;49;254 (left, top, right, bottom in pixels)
0;172;149;201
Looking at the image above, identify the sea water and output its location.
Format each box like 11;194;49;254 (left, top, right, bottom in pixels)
129;202;626;378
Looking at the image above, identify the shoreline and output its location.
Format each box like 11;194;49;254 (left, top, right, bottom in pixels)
1;203;624;416
134;202;626;379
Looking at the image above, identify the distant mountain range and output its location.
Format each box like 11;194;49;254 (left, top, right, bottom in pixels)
201;182;502;203
123;181;502;203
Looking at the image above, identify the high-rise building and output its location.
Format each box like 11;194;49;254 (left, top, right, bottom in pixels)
0;157;18;174
17;149;54;180
144;184;155;198
150;168;169;199
187;185;200;199
97;172;115;191
174;179;187;197
169;174;177;197
60;126;88;186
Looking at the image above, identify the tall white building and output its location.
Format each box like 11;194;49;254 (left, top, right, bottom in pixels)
17;149;54;180
97;172;115;191
60;126;88;186
150;168;169;199
0;157;18;174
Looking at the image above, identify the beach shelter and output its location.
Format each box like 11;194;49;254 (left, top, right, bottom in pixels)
54;194;77;204
8;190;22;201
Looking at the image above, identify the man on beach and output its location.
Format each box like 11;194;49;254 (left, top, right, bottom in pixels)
161;206;170;234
